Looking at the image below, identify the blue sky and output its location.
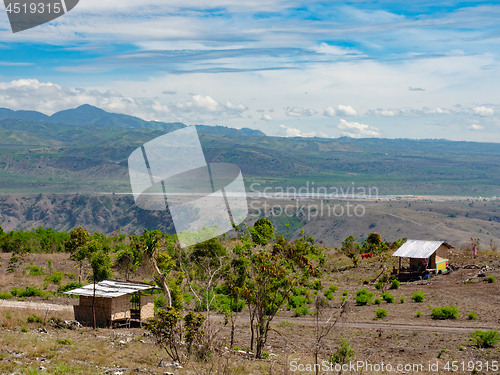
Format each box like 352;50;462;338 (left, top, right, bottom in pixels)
0;0;499;141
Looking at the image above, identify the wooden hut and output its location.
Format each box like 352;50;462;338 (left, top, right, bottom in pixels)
65;280;159;327
392;240;452;280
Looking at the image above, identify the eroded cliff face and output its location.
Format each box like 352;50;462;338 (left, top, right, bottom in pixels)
0;194;175;235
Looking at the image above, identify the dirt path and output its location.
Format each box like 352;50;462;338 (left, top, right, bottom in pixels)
1;300;497;334
0;300;73;313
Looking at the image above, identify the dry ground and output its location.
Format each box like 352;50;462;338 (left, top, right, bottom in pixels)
0;245;499;374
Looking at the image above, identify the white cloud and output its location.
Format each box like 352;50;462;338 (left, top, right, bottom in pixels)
324;105;358;117
276;125;316;138
473;106;494;117
337;119;380;138
261;114;274;121
468;124;484;130
284;107;317;117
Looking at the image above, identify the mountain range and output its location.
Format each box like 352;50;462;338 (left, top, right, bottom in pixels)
0;104;266;137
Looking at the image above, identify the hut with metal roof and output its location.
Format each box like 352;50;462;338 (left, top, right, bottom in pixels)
392;240;452;278
65;280;159;327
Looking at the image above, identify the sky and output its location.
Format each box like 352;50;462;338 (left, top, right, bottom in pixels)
0;0;499;141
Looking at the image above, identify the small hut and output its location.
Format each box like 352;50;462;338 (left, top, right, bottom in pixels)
392;240;452;280
65;280;159;327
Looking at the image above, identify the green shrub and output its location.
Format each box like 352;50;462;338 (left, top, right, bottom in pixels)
57;282;83;293
375;308;388;319
27;314;42;323
328;284;339;292
430;306;459;320
294;306;310;317
390;279;400;289
331;339;354;365
416;311;422;317
466;310;478;320
355;289;374;306
486;276;495;283
381;292;395;303
374;298;381;305
342;290;349;296
0;291;13;300
44;271;65;288
374;282;383;290
469;330;499;348
288;295;308;309
400;296;405;304
412;290;425;303
459;346;465;351
26;265;44;277
21;326;28;333
11;286;45;298
56;338;74;345
324;290;335;300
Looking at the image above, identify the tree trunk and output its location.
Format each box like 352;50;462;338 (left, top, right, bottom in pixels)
149;255;172;307
92;280;96;330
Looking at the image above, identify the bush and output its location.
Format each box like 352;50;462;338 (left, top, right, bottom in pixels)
44;271;65;288
324;290;335;300
466;310;479;320
412;290;425;303
0;292;12;300
381;292;395;303
430;306;459;320
26;265;44;277
390;279;400;289
375;308;388;319
21;327;28;333
57;282;83;293
288;295;308;309
355;289;374;306
374;282;383;290
27;314;42;323
374;298;382;305
11;286;45;298
342;290;349;296
486;276;495;283
416;311;422;317
331;339;354;365
469;330;499;348
294;306;310;317
400;296;405;304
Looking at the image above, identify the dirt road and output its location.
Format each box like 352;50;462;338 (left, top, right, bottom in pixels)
0;300;73;313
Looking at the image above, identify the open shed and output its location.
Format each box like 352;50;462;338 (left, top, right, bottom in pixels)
65;280;159;328
392;240;452;279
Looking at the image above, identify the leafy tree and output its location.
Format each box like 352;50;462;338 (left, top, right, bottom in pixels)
114;245;142;281
66;227;90;282
251;218;274;246
84;240;113;329
341;235;360;267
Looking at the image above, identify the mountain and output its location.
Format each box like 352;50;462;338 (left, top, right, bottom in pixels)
0;108;50;122
0;104;267;137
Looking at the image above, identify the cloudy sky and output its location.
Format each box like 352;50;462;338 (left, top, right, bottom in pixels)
0;0;499;141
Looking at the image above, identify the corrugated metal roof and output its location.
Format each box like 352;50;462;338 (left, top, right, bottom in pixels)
64;280;159;298
392;240;451;259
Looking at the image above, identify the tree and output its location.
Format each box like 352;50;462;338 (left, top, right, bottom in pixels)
139;230;175;307
341;235;360;267
66;227;90;282
114;245;142;281
251;218;275;246
84;240;113;329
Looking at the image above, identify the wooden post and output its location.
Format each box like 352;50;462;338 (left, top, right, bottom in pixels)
398;257;402;274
